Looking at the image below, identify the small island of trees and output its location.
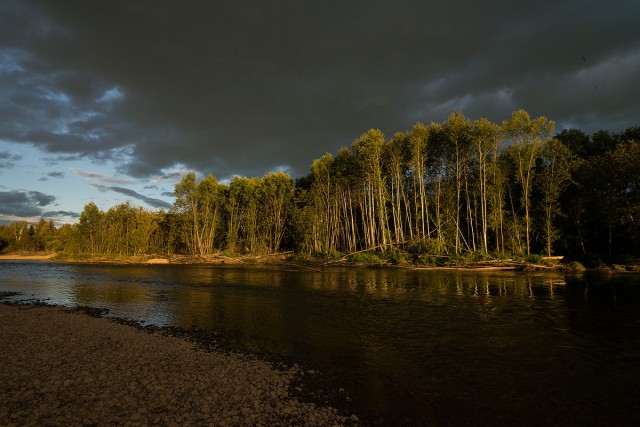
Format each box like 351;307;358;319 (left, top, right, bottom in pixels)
2;109;639;268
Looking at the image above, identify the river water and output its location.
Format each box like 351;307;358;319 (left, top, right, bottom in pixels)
1;261;639;425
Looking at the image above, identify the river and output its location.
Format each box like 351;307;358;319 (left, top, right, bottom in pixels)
1;261;639;425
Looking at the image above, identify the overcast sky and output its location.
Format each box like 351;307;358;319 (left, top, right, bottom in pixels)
1;0;639;224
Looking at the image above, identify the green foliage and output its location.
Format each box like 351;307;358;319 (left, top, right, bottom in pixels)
489;251;511;260
449;252;484;266
172;173;225;256
406;238;445;256
536;139;575;256
0;219;57;253
382;247;407;264
348;252;382;264
502;109;555;256
290;252;307;263
220;250;242;258
78;202;102;254
526;254;544;264
53;224;81;254
259;172;295;253
569;261;586;271
171;171;294;256
413;254;438;266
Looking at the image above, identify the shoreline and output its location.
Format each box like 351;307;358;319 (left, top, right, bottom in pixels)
2;251;637;273
0;300;362;426
0;251;566;272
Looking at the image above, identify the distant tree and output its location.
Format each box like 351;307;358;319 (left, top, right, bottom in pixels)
590;130;617;156
556;129;591;158
619;126;640;145
406;124;431;242
472;118;501;253
442;111;473;253
104;202;132;255
173;172;199;254
502;109;555;255
352;129;389;250
78;202;104;254
382;132;407;245
173;173;225;255
258;172;295;253
224;176;244;253
0;222;28;252
607;140;640;252
34;217;57;251
309;153;337;254
52;224;82;254
288;185;315;255
197;174;225;253
536;139;574;256
224;176;261;253
333;147;359;253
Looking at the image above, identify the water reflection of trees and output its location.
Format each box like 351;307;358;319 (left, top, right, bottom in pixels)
306;268;569;301
70;283;150;305
64;265;630;373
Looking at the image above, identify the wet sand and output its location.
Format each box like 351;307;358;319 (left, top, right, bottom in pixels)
0;304;355;426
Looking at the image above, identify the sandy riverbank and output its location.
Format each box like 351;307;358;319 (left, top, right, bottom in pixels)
0;253;56;261
0;252;285;266
0;303;355;426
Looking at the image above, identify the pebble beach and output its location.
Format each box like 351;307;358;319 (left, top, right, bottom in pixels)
0;303;356;426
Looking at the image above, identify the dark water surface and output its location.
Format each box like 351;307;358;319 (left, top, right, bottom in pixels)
1;261;639;425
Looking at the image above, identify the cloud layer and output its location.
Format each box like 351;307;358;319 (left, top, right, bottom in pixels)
92;185;172;210
0;189;56;217
1;0;639;181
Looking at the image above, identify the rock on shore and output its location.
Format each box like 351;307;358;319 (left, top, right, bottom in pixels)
0;304;351;426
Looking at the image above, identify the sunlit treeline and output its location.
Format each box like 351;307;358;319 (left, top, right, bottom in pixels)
1;109;639;258
0;218;57;253
296;109;640;257
0;203;170;255
172;172;294;255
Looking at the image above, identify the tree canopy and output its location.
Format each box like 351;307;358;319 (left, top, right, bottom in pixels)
3;110;639;263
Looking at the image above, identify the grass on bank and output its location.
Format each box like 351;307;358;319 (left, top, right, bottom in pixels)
290;242;640;272
4;247;640;272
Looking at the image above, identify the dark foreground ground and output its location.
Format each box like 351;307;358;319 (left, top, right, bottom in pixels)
0;303;359;426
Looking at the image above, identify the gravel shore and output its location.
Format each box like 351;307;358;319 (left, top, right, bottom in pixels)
0;304;355;426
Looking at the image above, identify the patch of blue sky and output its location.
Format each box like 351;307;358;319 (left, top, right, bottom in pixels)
97;86;124;103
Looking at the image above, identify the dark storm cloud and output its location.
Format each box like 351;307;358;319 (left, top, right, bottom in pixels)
91;184;172;210
1;1;639;180
0;189;56;217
